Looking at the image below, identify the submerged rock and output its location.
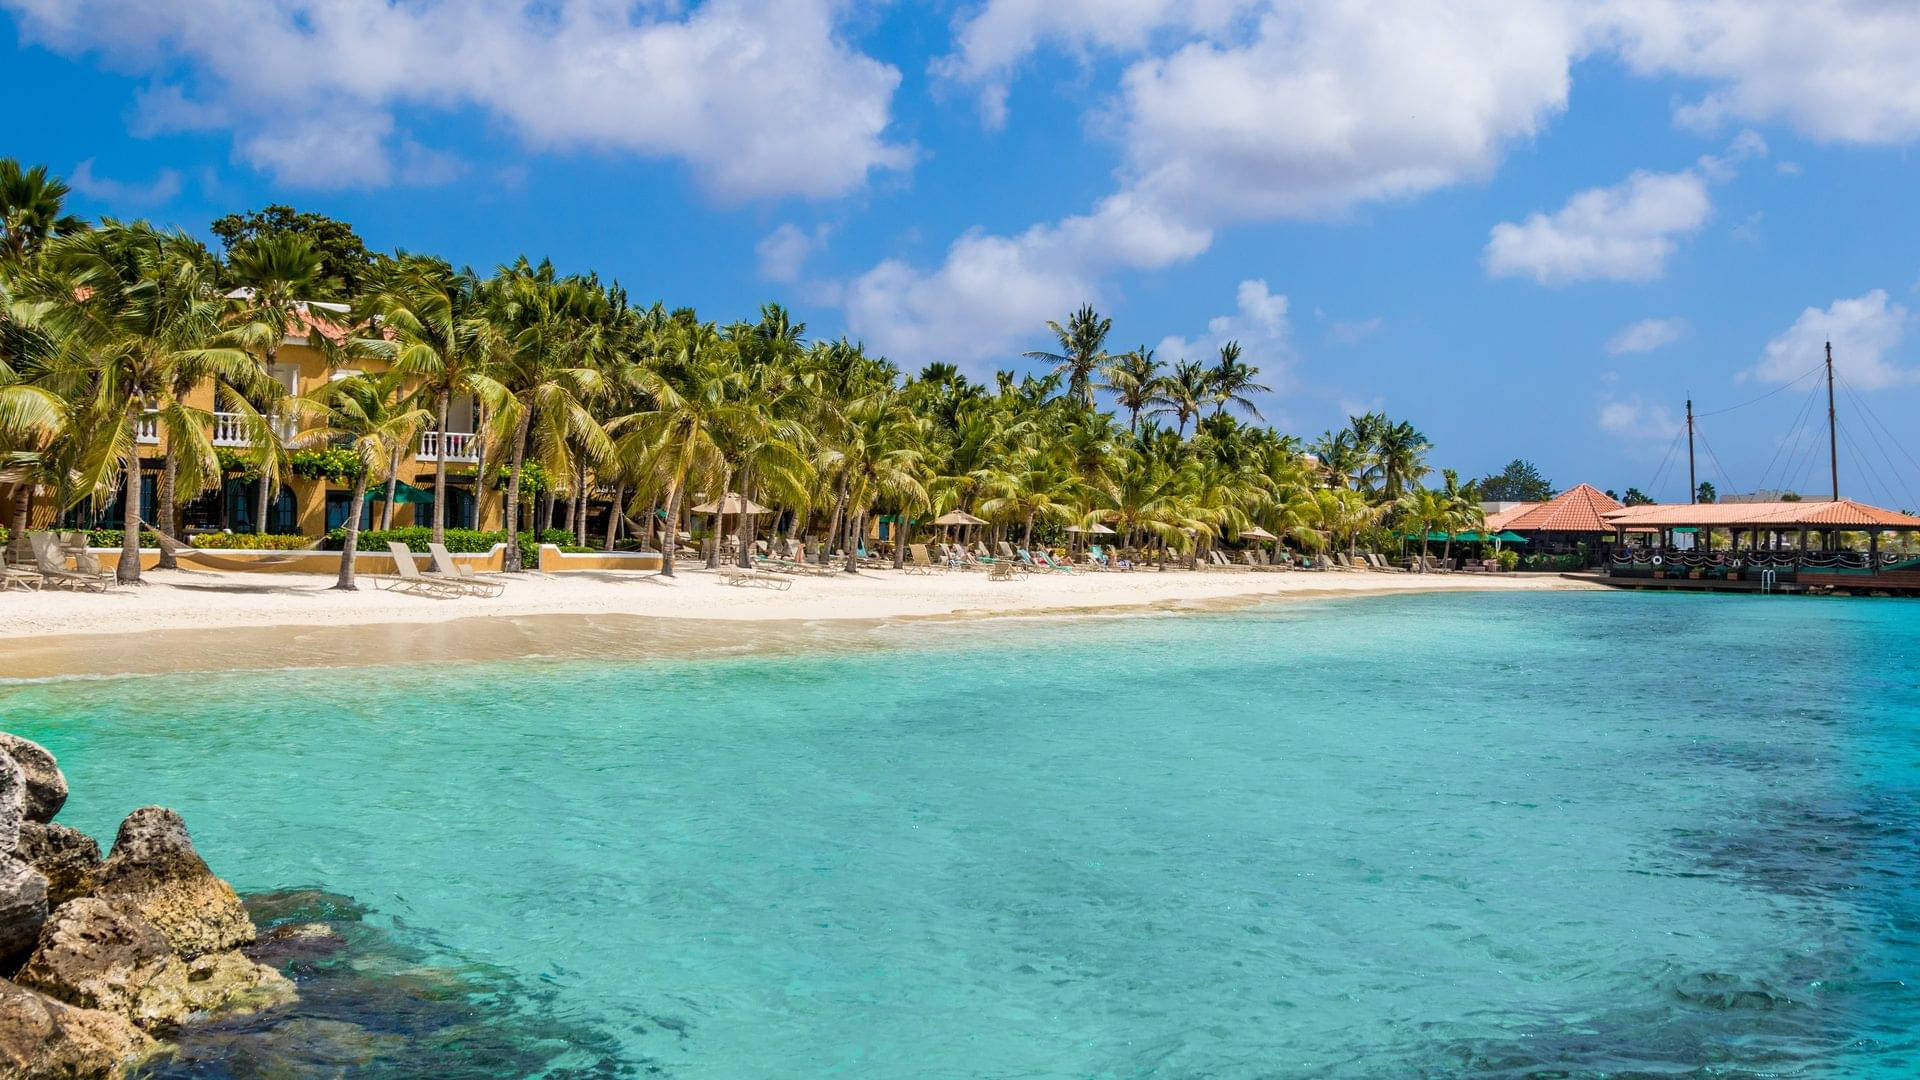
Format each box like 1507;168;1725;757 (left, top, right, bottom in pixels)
18;898;295;1034
0;975;153;1079
86;808;254;959
0;855;49;964
0;733;68;825
18;822;103;909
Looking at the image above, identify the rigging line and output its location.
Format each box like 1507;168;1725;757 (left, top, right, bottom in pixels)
1788;413;1827;497
1839;426;1885;506
1838;378;1920;511
1644;428;1683;500
1756;378;1821;496
1697;431;1738;495
1837;372;1920;490
1694;362;1824;417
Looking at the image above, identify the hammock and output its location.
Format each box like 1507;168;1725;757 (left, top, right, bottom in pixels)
142;521;322;571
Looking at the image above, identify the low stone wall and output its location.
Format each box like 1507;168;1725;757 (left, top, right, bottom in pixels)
535;545;662;572
84;544;508;574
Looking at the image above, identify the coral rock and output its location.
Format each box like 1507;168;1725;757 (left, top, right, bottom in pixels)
85;808;254;959
0;734;68;825
0;975;153;1079
0;854;49;965
17;823;102;910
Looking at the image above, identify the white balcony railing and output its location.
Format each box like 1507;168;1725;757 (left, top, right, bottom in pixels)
136;411;159;443
418;430;478;462
212;412;250;446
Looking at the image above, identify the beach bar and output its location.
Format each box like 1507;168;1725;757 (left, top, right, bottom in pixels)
1599;499;1920;594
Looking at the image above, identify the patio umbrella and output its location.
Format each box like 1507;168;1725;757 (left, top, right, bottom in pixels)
931;510;987;526
1239;525;1277;541
690;493;771;515
366;480;433;503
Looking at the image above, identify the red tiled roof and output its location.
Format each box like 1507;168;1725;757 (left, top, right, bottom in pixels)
1485;483;1623;533
1603;499;1920;529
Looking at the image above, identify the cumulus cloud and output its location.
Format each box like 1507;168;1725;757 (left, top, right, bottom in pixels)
1598;397;1683;441
1607;316;1688;354
4;0;910;198
66;159;182;205
1753;289;1916;390
1155;280;1294;393
1485;169;1711;285
756;223;831;283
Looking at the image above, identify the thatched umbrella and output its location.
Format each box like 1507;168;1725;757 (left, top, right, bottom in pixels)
691;493;771;563
932;509;988;551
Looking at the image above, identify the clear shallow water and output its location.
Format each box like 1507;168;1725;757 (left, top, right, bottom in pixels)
3;590;1919;1077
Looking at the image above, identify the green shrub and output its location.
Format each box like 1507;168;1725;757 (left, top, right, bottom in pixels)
289;448;366;482
82;529;159;548
322;526;537;569
189;532;314;550
489;461;549;495
1495;548;1519;572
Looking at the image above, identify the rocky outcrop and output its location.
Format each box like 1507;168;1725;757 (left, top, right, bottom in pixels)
0;733;294;1077
0;734;68;824
85;807;254;959
18;823;102;909
0;976;153;1079
16;900;293;1033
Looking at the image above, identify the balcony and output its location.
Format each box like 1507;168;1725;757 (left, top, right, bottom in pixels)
137;411;159;443
212;412;250;446
418;430;478;462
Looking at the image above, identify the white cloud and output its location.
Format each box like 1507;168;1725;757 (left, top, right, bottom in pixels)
1607;316;1688;354
66;158;182;205
1155;279;1293;388
1601;0;1920;144
1753;289;1916;390
756;223;831;283
1598;397;1683;441
1485;169;1711;285
4;0;910;198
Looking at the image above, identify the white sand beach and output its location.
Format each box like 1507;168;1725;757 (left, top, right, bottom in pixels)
0;564;1595;644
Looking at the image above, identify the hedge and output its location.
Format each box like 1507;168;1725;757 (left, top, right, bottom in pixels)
189;532;314;550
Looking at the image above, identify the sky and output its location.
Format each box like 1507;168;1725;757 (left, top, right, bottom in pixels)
7;0;1920;506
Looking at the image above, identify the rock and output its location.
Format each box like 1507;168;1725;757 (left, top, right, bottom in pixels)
0;754;22;854
0;734;68;825
246;921;348;969
85;808;254;959
17;823;101;909
0;975;153;1079
0;855;49;964
17;899;294;1033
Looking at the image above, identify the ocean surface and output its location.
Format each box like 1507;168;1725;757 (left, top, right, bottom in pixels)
3;590;1918;1077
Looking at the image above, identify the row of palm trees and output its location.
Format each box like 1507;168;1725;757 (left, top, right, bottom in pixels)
3;159;1481;589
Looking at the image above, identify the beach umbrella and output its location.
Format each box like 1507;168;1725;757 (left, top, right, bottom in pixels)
932;510;987;526
1239;525;1277;541
366;480;433;504
690;493;771;515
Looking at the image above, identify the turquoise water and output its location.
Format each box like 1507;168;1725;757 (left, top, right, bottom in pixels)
3;590;1919;1077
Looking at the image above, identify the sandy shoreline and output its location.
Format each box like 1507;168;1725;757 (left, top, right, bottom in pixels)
0;565;1599;678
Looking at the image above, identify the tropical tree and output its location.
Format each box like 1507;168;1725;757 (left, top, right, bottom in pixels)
1207;342;1270;419
1396;486;1448;571
1024;304;1111;408
1100;346;1164;433
0;160;85;264
288;372;431;589
1150;359;1210;437
223;232;325;536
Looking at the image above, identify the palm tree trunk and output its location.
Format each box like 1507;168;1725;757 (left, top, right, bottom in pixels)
470;403;488;531
603;483;624;551
575;466;589;548
380;446;401;531
893;511;907;569
659;479;682;577
334;471;371;590
156;455;178;570
432;387;450;545
6;486;30;565
735;465;757;569
1023;513;1034;549
539;487;555;536
844;510;863;573
502;408;533;572
824;471;849;560
118;403;144;584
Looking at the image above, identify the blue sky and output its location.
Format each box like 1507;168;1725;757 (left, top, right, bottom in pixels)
8;1;1920;505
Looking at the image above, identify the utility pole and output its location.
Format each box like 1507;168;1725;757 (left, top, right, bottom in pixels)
1826;341;1839;502
1686;398;1697;504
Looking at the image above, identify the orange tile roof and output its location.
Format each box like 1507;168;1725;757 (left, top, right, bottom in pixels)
1485;483;1623;533
1603;499;1920;529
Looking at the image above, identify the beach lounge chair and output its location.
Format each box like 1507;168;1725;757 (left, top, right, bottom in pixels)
426;542;506;597
988;557;1019;581
378;542;467;597
28;531;108;591
905;543;941;574
719;564;794;590
0;559;41;591
1036;550;1078;574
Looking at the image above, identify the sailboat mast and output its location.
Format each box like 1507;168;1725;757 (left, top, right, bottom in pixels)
1826;341;1839;502
1686;398;1697;504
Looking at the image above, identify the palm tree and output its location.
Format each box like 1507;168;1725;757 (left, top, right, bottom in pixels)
1207;342;1270;420
1149;359;1209;437
363;256;506;544
288;372;431;589
1373;419;1432;500
223;232;327;536
1;159;84;562
0;160;85;264
612;324;736;577
1100;346;1164;433
1023;304;1111;408
981;449;1078;550
833;389;927;571
1396;486;1448;572
28;223;262;582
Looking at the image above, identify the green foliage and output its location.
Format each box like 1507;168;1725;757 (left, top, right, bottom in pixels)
1519;552;1585;571
1478;459;1554;502
491;461;550;495
1495;548;1520;572
322;526;538;570
1621;487;1654;506
80;529;158;548
289;448;366;482
210;204;373;297
1696;481;1717;503
214;448;262;482
188;532;311;550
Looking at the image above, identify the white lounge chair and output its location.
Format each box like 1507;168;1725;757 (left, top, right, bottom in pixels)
427;542;506;597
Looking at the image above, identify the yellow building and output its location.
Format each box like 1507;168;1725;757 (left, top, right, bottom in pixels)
19;302;503;538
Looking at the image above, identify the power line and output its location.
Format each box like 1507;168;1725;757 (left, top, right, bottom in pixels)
1837;373;1920;509
1694;362;1824;418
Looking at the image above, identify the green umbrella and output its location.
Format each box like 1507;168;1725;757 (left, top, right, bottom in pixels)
367;480;433;504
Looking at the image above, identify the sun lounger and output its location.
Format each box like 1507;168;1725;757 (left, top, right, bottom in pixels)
988;558;1019;581
29;531;108;591
1035;550;1078;574
377;542;467;597
719;565;794;590
905;543;941;574
426;542;506;597
0;561;42;591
